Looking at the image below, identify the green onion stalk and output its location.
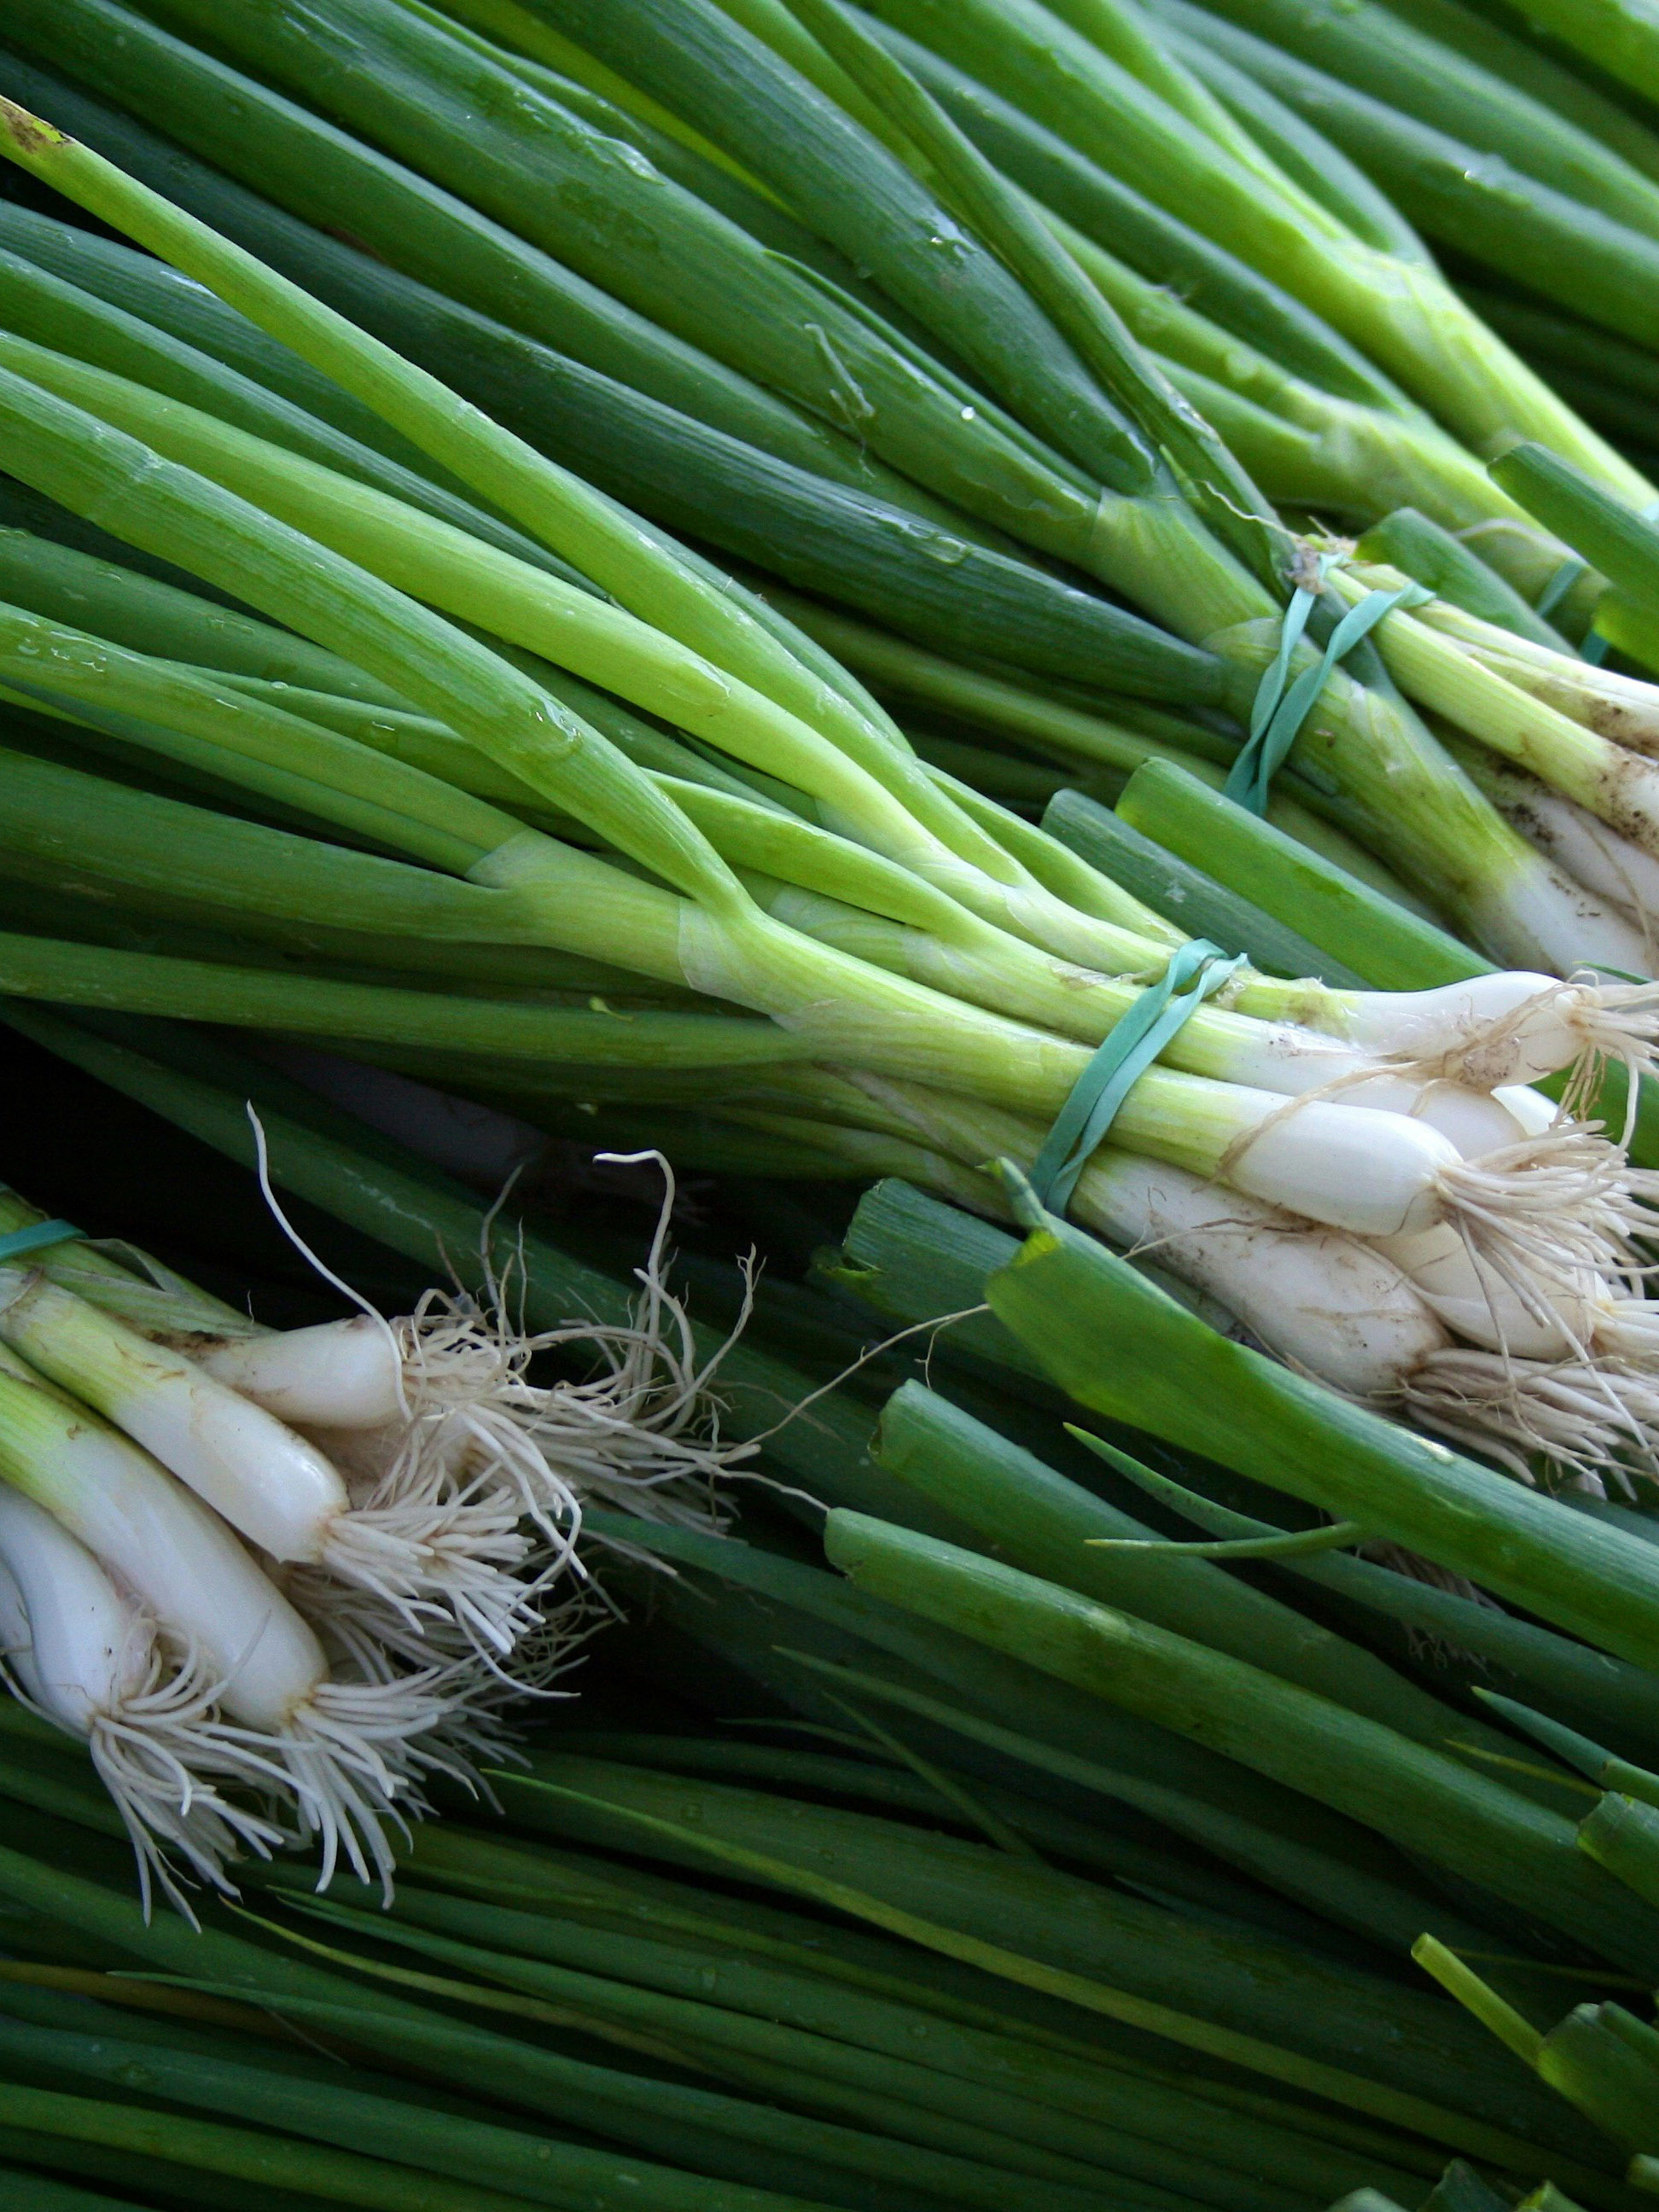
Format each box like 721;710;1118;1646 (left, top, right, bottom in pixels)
1180;0;1659;229
1417;1938;1659;2173
822;1508;1659;1976
2;13;1647;987
6;0;1249;614
748;585;1435;905
370;1046;1659;1488
0;1;989;528
579;0;1564;552
1150;0;1659;378
1323;554;1659;978
479;0;1657;975
0;1789;1606;2212
766;0;1659;975
0;196;1226;710
975;1188;1659;1671
835;0;1654;499
487;1746;1652;2192
8;110;1659;1300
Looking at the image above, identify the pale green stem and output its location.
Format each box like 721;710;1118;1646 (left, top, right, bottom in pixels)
0;103;928;789
1339;573;1659;864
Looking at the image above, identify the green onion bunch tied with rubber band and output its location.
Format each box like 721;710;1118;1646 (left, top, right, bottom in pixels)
3;0;1658;977
11;998;1659;2212
2;61;1659;1490
8;15;1659;1490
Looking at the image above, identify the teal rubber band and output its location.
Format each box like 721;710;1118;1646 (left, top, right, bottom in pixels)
1225;561;1429;817
1534;553;1587;622
0;1220;83;1264
1548;498;1659;661
1028;939;1247;1216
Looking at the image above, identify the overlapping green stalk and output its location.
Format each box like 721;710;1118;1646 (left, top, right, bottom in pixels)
0;0;1651;1593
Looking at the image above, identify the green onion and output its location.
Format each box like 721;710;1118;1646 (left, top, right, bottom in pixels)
871;1380;1562;1767
269;1866;1424;2203
0;402;1621;1260
0;242;597;590
820;1508;1659;1967
1442;0;1659;115
1111;760;1493;988
1384;0;1659;185
1355;509;1570;649
528;0;1281;601
0;1005;890;1511
0;2085;583;2212
0;191;1224;698
1083;1456;1659;1761
980;1186;1659;1666
1416;1939;1659;2163
11;0;1116;576
1173;0;1659;242
849;0;1650;492
0;195;498;479
0;28;907;509
1043;788;1370;983
0;524;408;704
491;1758;1627;2187
0;2034;843;2212
860;13;1411;411
243;1905;1228;2212
0;1482;280;1914
17;20;1641;985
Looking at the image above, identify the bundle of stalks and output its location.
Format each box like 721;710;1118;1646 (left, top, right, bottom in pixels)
1;982;1656;2203
4;0;1659;2006
0;1138;750;1909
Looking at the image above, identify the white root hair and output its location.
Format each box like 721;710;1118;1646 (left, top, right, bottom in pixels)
281;1154;752;1717
1431;1121;1659;1344
1403;1346;1659;1497
1331;973;1659;1109
1;1613;286;1924
1447;975;1659;1141
1354;1540;1501;1611
200;1661;468;1898
247;1106;748;1708
1557;979;1659;1144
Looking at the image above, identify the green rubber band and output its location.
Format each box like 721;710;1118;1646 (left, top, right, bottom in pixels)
1534;553;1587;622
0;1219;83;1264
1547;499;1659;662
1224;557;1428;816
1028;938;1247;1216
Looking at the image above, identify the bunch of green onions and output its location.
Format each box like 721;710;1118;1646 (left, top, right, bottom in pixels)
3;989;1657;2194
0;0;1654;973
0;1150;756;1907
0;1030;1656;2202
0;32;1657;1487
0;1723;1649;2212
8;0;1659;1876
